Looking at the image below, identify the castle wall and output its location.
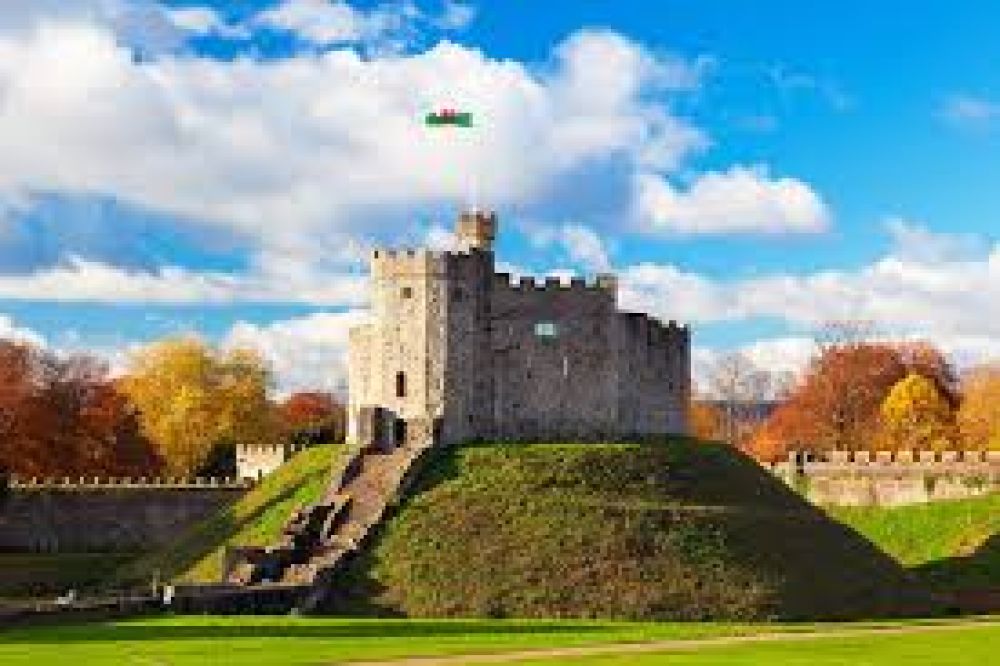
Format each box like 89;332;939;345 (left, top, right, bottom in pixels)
615;314;690;437
488;276;619;440
347;212;692;447
767;450;1000;506
0;483;245;552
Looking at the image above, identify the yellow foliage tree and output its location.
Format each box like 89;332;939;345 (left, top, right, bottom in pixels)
957;364;1000;451
117;337;275;476
879;373;956;452
688;400;724;442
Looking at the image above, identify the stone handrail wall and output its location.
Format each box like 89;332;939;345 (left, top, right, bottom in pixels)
7;475;252;490
782;449;1000;467
765;450;1000;506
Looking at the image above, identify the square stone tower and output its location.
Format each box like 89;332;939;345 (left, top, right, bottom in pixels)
347;211;690;449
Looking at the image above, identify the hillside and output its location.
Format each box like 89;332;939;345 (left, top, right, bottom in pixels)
327;439;933;621
120;444;338;585
830;495;1000;591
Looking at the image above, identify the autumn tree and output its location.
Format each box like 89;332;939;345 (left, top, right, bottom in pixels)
957;364;1000;450
278;391;345;444
118;337;275;476
753;334;957;454
0;340;160;477
688;400;724;442
880;373;956;451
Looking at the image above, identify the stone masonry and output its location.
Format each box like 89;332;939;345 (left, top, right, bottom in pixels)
347;210;691;447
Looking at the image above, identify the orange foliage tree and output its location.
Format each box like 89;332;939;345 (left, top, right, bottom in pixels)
688;400;724;442
0;340;161;477
278;391;345;444
748;337;956;457
958;363;1000;450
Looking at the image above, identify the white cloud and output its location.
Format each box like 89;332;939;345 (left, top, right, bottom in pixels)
526;223;612;273
0;21;706;263
941;94;1000;129
0;256;368;305
434;2;476;31
621;224;1000;342
885;216;989;263
165;7;248;40
635;165;830;235
252;0;474;50
223;310;367;396
0;314;46;347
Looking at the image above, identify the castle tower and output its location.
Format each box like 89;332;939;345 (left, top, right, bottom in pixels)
456;210;497;252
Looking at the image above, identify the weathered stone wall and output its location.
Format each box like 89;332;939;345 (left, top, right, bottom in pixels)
0;482;245;552
767;450;1000;506
488;276;619;440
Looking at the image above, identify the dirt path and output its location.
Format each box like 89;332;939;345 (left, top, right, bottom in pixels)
344;618;1000;665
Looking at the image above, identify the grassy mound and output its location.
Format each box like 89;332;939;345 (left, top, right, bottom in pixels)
120;444;338;585
330;440;932;621
830;495;1000;591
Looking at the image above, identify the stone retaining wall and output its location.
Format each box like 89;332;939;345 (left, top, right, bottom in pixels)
0;480;247;552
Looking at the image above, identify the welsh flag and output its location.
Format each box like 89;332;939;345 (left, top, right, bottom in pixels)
425;108;473;127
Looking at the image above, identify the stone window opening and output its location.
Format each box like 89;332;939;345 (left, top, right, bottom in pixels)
535;321;558;338
395;371;406;398
401;287;413;299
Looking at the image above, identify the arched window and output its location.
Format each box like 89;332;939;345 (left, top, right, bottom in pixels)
396;371;406;397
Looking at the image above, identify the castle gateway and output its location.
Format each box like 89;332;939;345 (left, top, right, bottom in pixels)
347;211;691;447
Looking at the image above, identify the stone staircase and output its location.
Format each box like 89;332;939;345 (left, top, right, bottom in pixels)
223;438;434;612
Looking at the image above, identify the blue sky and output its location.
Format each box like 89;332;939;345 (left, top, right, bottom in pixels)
1;0;999;393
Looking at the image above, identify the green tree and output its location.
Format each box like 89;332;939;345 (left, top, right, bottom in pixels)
118;337;275;476
880;372;956;451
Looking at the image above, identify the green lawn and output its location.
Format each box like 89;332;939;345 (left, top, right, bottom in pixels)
0;616;995;665
513;623;1000;665
829;494;1000;589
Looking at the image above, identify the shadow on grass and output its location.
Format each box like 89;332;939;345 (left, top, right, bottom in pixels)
118;466;328;585
4;619;611;643
913;533;1000;591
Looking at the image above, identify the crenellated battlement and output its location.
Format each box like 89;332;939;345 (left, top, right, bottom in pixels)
7;475;251;490
765;449;1000;506
492;272;619;293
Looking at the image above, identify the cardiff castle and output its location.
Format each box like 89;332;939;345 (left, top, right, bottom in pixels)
347;210;691;448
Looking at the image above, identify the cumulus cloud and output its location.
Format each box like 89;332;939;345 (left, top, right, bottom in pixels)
0;314;46;347
0;20;706;256
0;256;368;305
634;165;830;235
621;223;1000;341
253;0;421;49
526;223;612;273
223;310;366;396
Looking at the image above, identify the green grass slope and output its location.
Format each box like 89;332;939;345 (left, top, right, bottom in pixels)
330;439;932;621
830;494;1000;590
120;444;338;585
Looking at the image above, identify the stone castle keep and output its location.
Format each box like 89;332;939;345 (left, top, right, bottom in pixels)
347;211;691;447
